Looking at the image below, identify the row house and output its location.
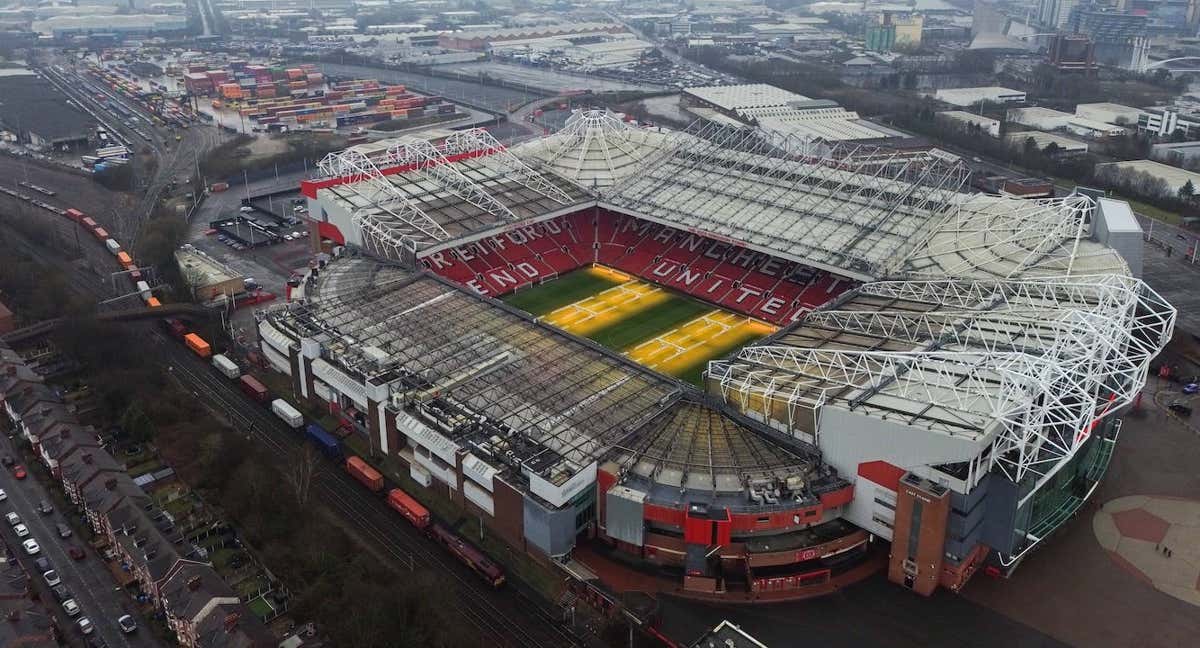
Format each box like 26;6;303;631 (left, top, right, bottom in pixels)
1;341;274;648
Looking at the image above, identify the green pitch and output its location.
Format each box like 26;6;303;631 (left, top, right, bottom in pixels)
502;268;623;316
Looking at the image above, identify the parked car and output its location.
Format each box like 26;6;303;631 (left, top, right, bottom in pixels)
34;557;51;572
239;206;253;213
52;584;72;602
22;539;39;555
43;570;60;586
117;615;137;633
13;523;29;538
57;523;72;538
37;500;52;515
0;489;6;502
63;599;80;616
1169;402;1193;416
5;512;19;526
12;465;25;479
67;546;86;560
1184;383;1199;395
78;617;94;634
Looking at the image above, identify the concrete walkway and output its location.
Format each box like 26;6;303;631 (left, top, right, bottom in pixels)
1094;495;1200;608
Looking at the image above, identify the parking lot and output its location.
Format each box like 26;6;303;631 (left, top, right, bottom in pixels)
1;435;160;648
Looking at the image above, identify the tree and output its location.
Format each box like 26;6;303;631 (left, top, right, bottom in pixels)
286;445;319;508
1180;179;1195;200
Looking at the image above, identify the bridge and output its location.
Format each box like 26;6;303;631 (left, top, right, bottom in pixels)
1145;57;1200;72
1;303;216;344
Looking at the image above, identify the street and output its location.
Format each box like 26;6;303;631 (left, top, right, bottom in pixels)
0;435;163;648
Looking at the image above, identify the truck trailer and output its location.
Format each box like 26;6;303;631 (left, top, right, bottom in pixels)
305;423;342;459
211;354;240;379
271;399;303;428
239;375;269;403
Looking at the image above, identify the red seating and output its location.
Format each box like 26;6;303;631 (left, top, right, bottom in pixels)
422;208;855;322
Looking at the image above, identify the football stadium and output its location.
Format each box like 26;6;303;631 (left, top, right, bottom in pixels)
256;110;1175;601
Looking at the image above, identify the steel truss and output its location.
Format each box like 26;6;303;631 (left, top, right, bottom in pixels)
606;121;971;277
442;128;575;205
899;194;1096;279
537;110;657;182
710;275;1175;498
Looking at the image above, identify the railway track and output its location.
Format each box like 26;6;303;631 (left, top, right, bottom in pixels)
153;332;587;648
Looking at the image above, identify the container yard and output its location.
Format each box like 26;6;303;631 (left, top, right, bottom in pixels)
232;78;460;131
183;62;325;100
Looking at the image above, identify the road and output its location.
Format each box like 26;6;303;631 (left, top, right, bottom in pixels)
149;329;593;648
1;437;162;648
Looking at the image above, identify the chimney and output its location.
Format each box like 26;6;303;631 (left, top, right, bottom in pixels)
83;453;94;464
187;575;202;591
223;612;240;633
105;477;118;491
40;406;50;416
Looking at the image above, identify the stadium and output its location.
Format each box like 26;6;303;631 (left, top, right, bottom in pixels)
256;110;1175;600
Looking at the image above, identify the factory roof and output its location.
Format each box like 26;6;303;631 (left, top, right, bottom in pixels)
684;83;810;112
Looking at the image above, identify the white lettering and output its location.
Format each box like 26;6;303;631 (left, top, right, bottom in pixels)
675;268;703;286
680;234;706;253
489;270;518;288
760;297;785;316
652;227;674;244
465;279;489;295
457;246;476;262
427;252;452;270
735;285;762;304
651;261;677;278
705;279;724;294
515;262;539;278
730;247;758;268
705;242;728;260
544;220;562;235
507;229;528;245
760;257;783;277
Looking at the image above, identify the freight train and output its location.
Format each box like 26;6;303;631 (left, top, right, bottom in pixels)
161;322;508;590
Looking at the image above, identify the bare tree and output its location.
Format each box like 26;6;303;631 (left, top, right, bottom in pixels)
286;445;319;508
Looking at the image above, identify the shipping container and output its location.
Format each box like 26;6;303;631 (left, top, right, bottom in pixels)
92;227;109;241
161;318;186;339
105;239;121;254
116;251;133;266
146;297;162;308
345;456;384;492
239;375;269;403
272;399;304;428
305;423;342;459
80;217;97;229
386;488;431;529
184;332;211;358
65;208;86;223
136;280;151;301
212;354;240;379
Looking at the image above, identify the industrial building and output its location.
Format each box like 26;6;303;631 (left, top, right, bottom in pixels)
0;70;94;150
936;110;1001;137
175;246;245;302
1095;159;1200;195
933;86;1027;107
1138;106;1200;138
1150;140;1200;166
1005;131;1089;155
1007;106;1074;130
255;113;1171;602
684;84;894;142
31;13;188;37
1075;102;1141;126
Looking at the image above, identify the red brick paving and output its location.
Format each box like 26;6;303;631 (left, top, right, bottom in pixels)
1111;507;1170;543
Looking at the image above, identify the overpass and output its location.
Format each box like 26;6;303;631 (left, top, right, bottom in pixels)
1;303;216;344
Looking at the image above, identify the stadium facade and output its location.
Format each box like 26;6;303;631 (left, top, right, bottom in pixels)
257;111;1173;598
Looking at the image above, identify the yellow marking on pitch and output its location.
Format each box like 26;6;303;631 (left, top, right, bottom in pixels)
627;311;777;376
541;270;668;337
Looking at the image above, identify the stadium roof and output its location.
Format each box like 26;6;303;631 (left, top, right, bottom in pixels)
710;274;1174;500
311;119;1134;284
517;110;670;188
271;259;684;487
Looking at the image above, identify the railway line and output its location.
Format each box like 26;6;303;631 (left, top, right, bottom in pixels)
153;332;589;648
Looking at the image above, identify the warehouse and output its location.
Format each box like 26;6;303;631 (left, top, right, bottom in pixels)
933;86;1026;107
174;246;245;302
1075;102;1140;127
685;84;894;142
31;13;187;37
1094;159;1200;196
1006;106;1072;131
936;110;1000;137
0;70;93;150
1005;131;1088;156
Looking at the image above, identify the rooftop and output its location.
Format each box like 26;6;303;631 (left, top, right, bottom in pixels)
684;83;810;112
175;247;243;286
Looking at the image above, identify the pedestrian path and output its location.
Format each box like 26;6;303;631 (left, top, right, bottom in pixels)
1093;495;1200;607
